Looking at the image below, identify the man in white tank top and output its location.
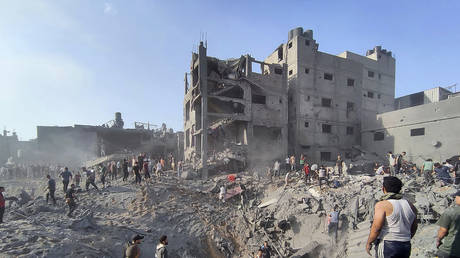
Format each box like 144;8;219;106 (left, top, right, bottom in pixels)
366;176;418;258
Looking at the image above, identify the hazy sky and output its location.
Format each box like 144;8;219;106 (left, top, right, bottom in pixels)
1;0;459;140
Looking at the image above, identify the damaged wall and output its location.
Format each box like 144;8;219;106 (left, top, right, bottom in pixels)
183;46;288;173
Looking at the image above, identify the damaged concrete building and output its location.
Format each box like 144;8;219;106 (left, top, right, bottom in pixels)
184;27;460;171
36;113;183;166
183;42;288;176
362;87;460;164
265;27;395;162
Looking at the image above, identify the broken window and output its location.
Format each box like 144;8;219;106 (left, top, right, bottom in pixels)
321;98;332;107
324;73;333;81
305;40;310;46
347;102;354;111
301;145;311;150
274;68;283;75
305;68;310;74
368;70;375;78
192;67;198;86
322;124;332;133
367;91;374;98
185;101;190;121
346;126;354;135
304;122;309;128
410;128;425;136
252;94;266;104
252;62;262;74
185;129;190;148
347;78;355;87
374;132;384;141
289;70;293;75
277;47;283;61
321;152;331;161
288;42;292;49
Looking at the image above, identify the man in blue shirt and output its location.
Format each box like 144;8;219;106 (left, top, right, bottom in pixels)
435;163;452;185
59;167;73;193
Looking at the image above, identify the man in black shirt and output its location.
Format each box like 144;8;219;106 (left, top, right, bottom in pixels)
133;162;141;184
454;157;460;185
45;175;56;205
65;184;77;217
122;159;129;181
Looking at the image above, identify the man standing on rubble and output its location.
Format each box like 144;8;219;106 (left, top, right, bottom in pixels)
155;235;168;258
454;156;460;185
122;159;129;181
436;190;460;258
123;234;143;258
318;165;327;189
45;175;56;205
133;162;141;184
0;186;5;223
365;176;418;258
65;184;77;217
387;152;397;176
328;205;340;242
59;167;72;193
84;168;99;191
273;160;280;178
336;155;343;176
421;158;435;184
290;155;296;172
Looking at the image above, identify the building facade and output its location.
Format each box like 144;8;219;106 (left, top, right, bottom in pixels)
362;93;460;165
265;27;395;162
183;42;288;176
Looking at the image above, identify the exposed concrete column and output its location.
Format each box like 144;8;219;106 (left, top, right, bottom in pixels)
245;55;251;76
198;41;208;179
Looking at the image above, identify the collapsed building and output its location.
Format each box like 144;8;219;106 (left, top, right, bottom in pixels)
184;27;459;173
2;113;184;166
183;42;288;177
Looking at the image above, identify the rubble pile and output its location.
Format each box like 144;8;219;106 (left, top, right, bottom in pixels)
0;169;458;257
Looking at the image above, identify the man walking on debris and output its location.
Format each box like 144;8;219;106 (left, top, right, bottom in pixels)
318;165;327;189
123;234;144;258
0;186;5;223
133;162;142;184
65;184;77;217
84;167;99;191
290;155;296;172
45;175;56;205
421;158;435;184
100;164;108;188
59;167;72;193
436;190;460;258
143;160;150;180
366;176;418;258
454;157;460;185
273;160;280;178
156;235;168;258
336;155;343;176
122;159;129;181
387;152;397;176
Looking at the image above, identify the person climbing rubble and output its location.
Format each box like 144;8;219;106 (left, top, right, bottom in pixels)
328;205;340;242
123;234;144;258
366;176;418;258
303;162;311;184
290;155;296;172
436;190;460;258
59;167;72;193
45;175;56;205
257;241;271;258
100;164;109;188
74;170;81;188
65;184;78;217
454;156;460;185
435;162;453;186
388;152;397;176
336;155;343;176
155;235;168;258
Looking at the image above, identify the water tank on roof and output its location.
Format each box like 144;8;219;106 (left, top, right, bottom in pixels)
288;27;304;40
